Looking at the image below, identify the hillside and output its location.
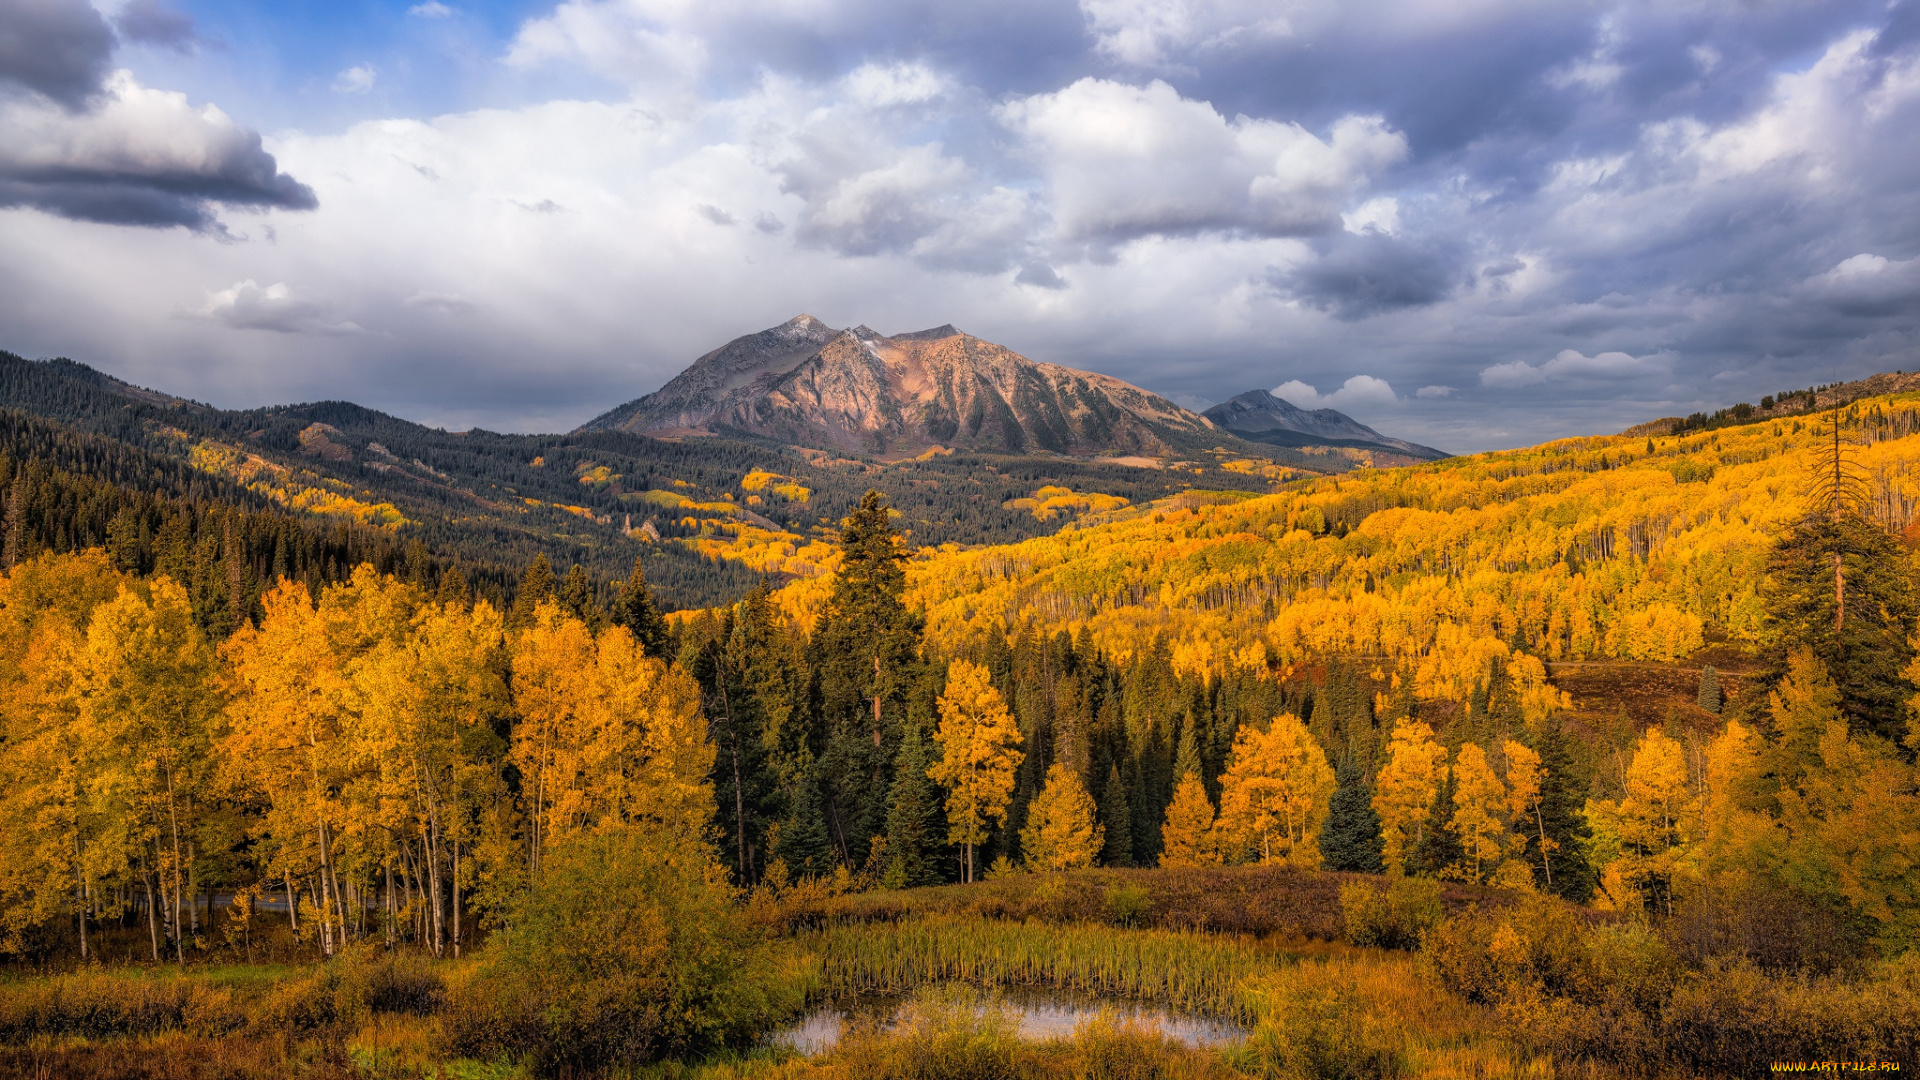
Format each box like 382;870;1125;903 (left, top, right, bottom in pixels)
0;349;1319;609
829;389;1920;708
585;316;1315;464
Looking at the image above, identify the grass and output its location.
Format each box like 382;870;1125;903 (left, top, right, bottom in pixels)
804;916;1280;1022
764;865;1510;938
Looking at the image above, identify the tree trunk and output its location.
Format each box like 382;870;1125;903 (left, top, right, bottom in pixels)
144;867;160;962
284;871;299;934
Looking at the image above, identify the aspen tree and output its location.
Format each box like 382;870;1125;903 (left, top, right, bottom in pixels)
1157;772;1220;868
929;659;1023;883
1448;743;1506;884
1586;728;1697;914
1501;739;1549;885
1216;713;1335;867
1372;719;1448;874
1019;763;1103;871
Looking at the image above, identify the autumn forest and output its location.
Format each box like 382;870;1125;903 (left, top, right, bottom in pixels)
2;383;1919;1079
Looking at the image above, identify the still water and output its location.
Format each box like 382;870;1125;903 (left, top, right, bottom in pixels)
769;991;1250;1055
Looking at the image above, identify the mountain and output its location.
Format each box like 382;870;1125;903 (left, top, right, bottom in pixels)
1202;389;1447;461
581;316;1226;459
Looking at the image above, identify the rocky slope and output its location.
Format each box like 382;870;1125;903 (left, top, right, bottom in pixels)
1202;389;1447;460
581;316;1225;458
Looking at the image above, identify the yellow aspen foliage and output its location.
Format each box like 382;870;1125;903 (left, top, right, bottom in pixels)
1788;725;1920;952
1018;763;1103;871
220;578;355;954
1158;772;1221;868
1501;739;1549;884
510;601;713;873
1700;719;1763;858
1372;719;1447;875
1216;713;1335;868
1448;743;1508;884
929;659;1023;883
1586;728;1697;914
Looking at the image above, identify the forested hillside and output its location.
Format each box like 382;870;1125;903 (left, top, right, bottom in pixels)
1;350;1307;610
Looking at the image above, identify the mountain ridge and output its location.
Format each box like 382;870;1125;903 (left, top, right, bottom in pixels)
1202;389;1448;461
581;315;1232;459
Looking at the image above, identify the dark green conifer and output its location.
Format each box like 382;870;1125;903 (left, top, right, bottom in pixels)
609;556;669;657
1411;768;1462;877
1320;760;1385;873
1100;764;1133;867
882;721;947;888
509;553;555;629
1697;665;1723;714
1527;719;1597;902
773;765;835;880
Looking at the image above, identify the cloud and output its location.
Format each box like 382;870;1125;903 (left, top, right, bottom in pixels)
1799;253;1920;317
0;70;317;230
112;0;198;52
504;0;708;89
1275;228;1467;320
1415;384;1453;398
332;65;377;94
1001;79;1407;249
194;280;363;335
1481;349;1673;388
407;2;454;16
1273;374;1399;412
0;0;116;107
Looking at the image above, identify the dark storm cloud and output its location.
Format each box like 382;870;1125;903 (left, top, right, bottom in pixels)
0;0;115;108
113;0;199;52
1277;231;1468;321
0;0;313;232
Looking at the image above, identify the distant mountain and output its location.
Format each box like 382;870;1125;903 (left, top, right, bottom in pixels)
581;316;1226;459
1202;389;1448;461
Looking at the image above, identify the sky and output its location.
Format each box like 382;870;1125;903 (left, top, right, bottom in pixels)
2;0;1918;451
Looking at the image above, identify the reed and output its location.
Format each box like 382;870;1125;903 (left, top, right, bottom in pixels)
803;915;1281;1022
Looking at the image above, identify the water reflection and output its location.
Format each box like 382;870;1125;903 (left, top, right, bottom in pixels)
770;990;1249;1055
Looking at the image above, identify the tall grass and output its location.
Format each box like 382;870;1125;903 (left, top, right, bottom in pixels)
804;916;1280;1022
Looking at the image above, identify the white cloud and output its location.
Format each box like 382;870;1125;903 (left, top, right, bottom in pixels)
193;281;363;335
1273;374;1398;411
503;0;709;89
1415;384;1453;398
840;61;949;108
1799;253;1920;316
332;65;377;94
1000;78;1406;247
408;2;454;15
1481;349;1673;388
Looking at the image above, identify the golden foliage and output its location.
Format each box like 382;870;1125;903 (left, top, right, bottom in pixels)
1373;719;1447;875
1215;713;1335;868
929;660;1023;879
1018;763;1103;871
1001;486;1130;521
1158;773;1221;868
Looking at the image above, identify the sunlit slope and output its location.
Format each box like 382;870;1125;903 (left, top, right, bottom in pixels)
895;395;1920;697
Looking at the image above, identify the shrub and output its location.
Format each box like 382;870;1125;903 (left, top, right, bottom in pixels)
441;822;805;1075
1104;885;1153;928
1339;877;1442;950
1237;967;1404;1080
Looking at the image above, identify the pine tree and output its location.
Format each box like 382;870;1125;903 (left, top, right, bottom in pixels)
812;491;924;855
1019;763;1103;871
1099;764;1133;867
557;564;600;628
1697;665;1723;714
1528;718;1595;901
608;557;668;658
1410;766;1463;877
773;766;835;879
1320;759;1384;873
509;554;555;630
1764;511;1918;744
882;721;946;888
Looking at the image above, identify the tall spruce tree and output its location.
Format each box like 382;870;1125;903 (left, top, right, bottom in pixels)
557;564;601;628
1527;718;1596;901
773;765;835;879
1320;759;1385;873
509;553;555;629
608;556;669;658
1411;767;1463;877
882;719;947;888
1100;764;1133;867
811;491;924;856
1697;665;1723;714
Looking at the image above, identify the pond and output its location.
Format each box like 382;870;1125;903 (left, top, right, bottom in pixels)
769;990;1250;1055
